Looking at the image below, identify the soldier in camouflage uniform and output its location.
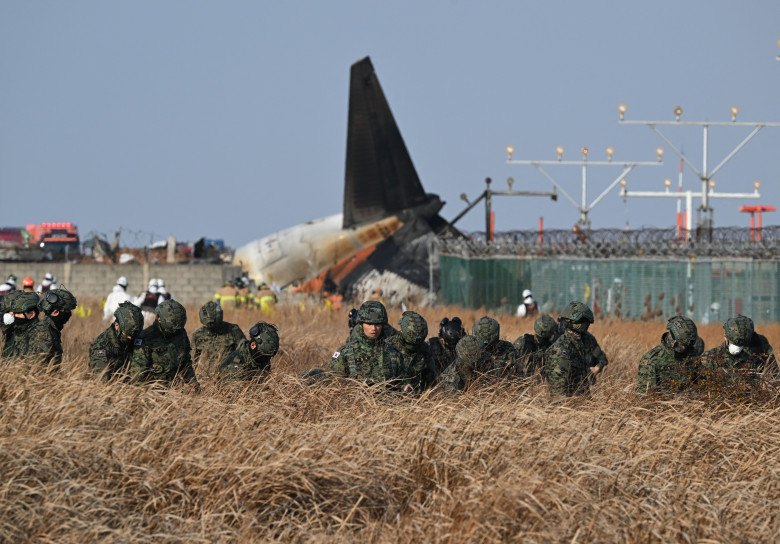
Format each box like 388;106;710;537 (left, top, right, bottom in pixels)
327;300;402;385
1;291;63;368
439;335;491;394
545;302;608;397
514;315;557;377
389;311;436;392
192;301;246;377
428;317;466;377
472;316;518;378
37;288;78;366
700;315;776;382
636;315;700;395
129;299;200;391
218;322;279;384
89;302;144;381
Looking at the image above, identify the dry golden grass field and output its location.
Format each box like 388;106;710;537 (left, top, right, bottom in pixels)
2;301;780;543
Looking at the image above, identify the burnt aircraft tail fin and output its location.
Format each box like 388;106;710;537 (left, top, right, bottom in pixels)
343;57;429;229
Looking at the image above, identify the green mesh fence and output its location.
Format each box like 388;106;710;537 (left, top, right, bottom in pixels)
440;256;780;324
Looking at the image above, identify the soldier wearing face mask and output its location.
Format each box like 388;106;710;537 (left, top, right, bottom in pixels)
544;302;608;397
637;316;700;395
1;290;70;368
701;315;777;381
129;299;200;391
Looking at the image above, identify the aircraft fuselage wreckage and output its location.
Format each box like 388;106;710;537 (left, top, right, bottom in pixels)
233;57;458;304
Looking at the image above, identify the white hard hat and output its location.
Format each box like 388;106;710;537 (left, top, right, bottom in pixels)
6;277;16;288
522;289;533;299
148;279;157;290
44;272;54;281
117;276;128;288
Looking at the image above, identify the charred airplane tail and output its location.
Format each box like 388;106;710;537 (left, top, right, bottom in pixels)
336;57;459;301
344;57;433;229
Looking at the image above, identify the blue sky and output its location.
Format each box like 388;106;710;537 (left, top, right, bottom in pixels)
2;1;779;247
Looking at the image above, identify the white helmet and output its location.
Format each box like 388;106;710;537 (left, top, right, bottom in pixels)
522;289;533;300
6;277;16;288
117;276;128;288
157;279;166;288
148;279;158;293
44;272;54;281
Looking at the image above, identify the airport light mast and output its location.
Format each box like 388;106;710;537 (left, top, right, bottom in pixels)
504;145;663;228
619;178;761;241
617;103;780;239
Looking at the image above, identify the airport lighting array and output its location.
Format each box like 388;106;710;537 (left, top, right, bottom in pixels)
504;144;663;228
617;103;780;235
619;177;761;242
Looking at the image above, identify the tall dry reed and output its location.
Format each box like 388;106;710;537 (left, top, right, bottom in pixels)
1;301;779;542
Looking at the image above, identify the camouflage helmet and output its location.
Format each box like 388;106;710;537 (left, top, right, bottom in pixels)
199;300;223;328
534;315;557;341
12;292;40;314
114;302;143;338
472;316;500;345
666;315;698;348
249;322;279;357
155;299;187;333
398;311;428;345
559;302;594;324
357;300;387;325
439;317;465;346
455;334;486;364
39;288;78;314
724;315;754;346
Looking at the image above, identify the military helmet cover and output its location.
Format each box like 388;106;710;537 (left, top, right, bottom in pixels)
199;300;223;327
39;288;78;313
560;302;594;324
724;315;754;346
398;311;428;345
114;302;143;337
155;299;187;333
357;300;388;325
534;315;557;340
666;315;698;348
12;292;40;314
456;334;486;363
249;322;279;356
472;316;500;345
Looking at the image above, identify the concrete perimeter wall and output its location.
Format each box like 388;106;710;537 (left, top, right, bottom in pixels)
0;263;241;306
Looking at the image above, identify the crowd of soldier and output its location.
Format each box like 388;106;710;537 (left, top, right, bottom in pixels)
1;271;776;399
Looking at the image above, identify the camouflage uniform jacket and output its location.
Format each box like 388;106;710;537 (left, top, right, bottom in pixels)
129;325;198;386
192;322;246;376
218;339;271;384
514;334;550;377
438;352;492;394
387;335;436;391
545;330;607;397
428;337;457;376
328;328;401;384
484;339;519;378
636;334;698;394
89;325;133;380
1;316;61;368
700;342;768;380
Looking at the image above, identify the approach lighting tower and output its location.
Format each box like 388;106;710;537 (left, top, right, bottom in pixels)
505;144;663;228
617;103;780;237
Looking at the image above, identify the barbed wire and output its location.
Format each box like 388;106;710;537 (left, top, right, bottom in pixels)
438;226;780;259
